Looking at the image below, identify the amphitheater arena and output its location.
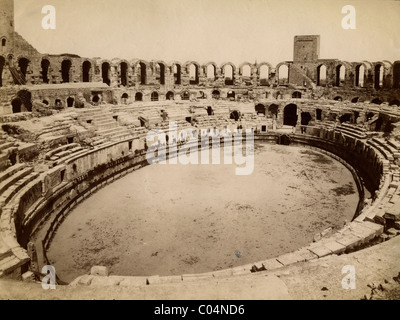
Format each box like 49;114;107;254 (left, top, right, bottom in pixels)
0;1;400;300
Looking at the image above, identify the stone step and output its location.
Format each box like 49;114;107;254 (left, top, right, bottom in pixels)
0;166;33;195
0;142;15;153
97;127;126;136
0;172;40;208
0;163;26;184
45;143;80;160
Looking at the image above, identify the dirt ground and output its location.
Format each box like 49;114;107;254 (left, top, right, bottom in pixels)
40;143;359;283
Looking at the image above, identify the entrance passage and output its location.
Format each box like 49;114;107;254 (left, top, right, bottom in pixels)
283;104;297;126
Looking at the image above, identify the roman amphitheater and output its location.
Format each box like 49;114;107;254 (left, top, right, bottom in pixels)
0;0;400;300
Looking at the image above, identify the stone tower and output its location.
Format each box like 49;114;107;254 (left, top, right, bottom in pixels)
289;35;320;87
0;0;15;57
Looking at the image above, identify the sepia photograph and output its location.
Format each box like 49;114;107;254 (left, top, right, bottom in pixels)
0;0;399;303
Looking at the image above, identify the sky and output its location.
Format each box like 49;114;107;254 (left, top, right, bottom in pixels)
13;0;400;66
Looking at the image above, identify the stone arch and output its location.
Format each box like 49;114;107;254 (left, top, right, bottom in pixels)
371;98;383;105
61;59;72;83
212;90;220;99
393;61;400;89
153;60;166;85
135;92;143;101
351;97;359;103
239;62;253;78
82;60;92;83
185;61;200;85
335;63;346;87
18;57;30;80
283;104;297;126
255;104;265;115
317;64;327;86
268;104;279;118
276;62;290;85
373;62;384;89
203;62;217;80
119;60;129;87
221;62;236;85
333;96;343;101
354;62;368;87
292;91;302;99
12;90;32;112
170;61;182;85
166;91;175;100
181;90;190;100
41;58;50;84
230;110;240;121
257;62;271;85
151;91;159;102
227;90;235;100
101;61;111;86
133;60;149;85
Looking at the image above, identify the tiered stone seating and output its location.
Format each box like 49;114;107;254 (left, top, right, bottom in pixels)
367;138;395;161
78;108;133;142
335;123;369;139
44;143;87;166
0;134;17;171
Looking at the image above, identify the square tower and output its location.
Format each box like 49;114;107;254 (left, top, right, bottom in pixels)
293;35;320;63
0;0;15;55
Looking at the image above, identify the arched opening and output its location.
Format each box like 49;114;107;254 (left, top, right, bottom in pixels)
137;62;146;85
268;104;278;118
182;91;190;100
355;65;365;87
0;56;5;87
339;113;352;123
67;97;74;108
301;112;312;126
255;104;265;115
283;104;297;126
259;65;269;86
230;111;240;121
371;98;383;105
173;64;181;85
156;63;165;85
135;92;143;101
120;62;128;87
316;108;322;120
333;96;342;101
351;97;359;103
227;90;235;100
335;65;345;87
18;58;29;80
393;63;400;89
82;61;91;83
92;95;100;104
12;98;22;113
207;106;213;116
374;64;383;89
166;91;174;100
151;92;159;102
223;65;234;85
389;99;400;106
61;60;72;83
121;93;128;104
292;91;302;99
41;59;50;84
1;38;6;48
241;64;252;83
278;65;289;85
42;100;49;105
102;62;111;86
212;90;220;99
189;64;199;85
198;91;206;99
317;65;327;86
16;90;32;112
206;64;216;80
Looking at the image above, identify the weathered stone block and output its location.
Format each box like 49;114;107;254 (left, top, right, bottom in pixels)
276;251;305;265
90;265;109;276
